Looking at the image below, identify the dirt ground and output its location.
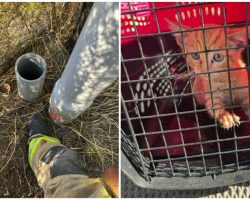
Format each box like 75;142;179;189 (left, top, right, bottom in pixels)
0;3;118;197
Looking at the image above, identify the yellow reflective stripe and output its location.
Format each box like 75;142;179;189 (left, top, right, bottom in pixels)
28;136;60;166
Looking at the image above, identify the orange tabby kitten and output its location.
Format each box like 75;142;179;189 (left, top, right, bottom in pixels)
168;20;250;129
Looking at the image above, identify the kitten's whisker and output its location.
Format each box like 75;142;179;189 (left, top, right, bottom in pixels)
174;71;195;88
173;71;193;87
177;73;196;107
177;79;192;107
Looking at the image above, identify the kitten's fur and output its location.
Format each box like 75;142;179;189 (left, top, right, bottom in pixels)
168;20;250;129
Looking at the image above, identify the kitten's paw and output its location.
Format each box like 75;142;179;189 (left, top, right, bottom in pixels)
218;112;240;129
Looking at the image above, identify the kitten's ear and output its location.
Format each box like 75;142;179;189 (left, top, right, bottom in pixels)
164;18;187;48
228;27;248;48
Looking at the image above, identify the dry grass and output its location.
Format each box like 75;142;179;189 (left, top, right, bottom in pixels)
0;3;118;197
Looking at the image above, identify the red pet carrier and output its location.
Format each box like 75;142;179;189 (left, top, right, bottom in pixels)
121;2;250;192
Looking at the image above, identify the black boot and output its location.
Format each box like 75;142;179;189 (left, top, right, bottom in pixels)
27;116;56;143
27;116;88;178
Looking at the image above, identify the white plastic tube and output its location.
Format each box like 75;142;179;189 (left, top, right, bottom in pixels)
15;53;47;101
49;2;119;123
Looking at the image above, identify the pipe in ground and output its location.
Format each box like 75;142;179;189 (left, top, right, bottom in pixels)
15;53;47;101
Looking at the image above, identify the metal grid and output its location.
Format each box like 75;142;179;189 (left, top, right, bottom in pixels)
121;2;250;181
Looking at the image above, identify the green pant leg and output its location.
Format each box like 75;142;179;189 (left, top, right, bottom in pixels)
28;136;111;198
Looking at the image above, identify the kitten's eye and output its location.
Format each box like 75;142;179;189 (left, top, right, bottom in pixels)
213;53;224;62
191;53;200;60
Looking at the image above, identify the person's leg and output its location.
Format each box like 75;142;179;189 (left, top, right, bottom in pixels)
49;2;119;124
28;116;111;198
